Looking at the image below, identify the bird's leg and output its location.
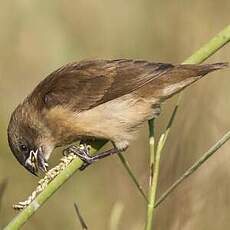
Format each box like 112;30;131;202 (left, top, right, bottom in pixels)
63;143;90;170
64;143;120;170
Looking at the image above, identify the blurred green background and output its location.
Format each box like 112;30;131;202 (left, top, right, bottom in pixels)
0;0;229;229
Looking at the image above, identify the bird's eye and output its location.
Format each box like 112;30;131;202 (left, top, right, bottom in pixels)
19;144;28;152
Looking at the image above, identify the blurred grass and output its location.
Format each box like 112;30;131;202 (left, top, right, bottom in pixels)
0;1;229;229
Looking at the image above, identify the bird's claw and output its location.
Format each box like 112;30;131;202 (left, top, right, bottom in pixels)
63;144;93;170
79;162;91;171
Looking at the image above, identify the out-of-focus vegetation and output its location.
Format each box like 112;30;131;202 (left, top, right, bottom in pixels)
0;1;229;229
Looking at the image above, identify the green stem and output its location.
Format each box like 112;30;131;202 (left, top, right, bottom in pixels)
145;119;158;230
4;24;230;229
183;24;230;64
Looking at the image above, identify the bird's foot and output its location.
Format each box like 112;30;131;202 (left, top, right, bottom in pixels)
63;144;92;170
64;144;120;170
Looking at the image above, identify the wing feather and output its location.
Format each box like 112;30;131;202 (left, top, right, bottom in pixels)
29;59;173;112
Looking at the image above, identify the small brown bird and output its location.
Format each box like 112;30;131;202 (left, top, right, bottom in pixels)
7;59;228;175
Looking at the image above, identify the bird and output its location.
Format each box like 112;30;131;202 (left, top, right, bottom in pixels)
7;59;228;175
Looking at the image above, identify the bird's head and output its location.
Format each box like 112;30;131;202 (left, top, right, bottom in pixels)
7;103;54;176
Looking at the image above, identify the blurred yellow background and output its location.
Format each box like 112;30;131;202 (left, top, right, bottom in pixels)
0;1;229;229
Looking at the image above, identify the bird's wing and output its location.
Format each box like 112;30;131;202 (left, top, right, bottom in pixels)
29;59;173;112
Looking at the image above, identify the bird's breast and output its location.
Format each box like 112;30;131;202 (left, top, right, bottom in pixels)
43;93;159;146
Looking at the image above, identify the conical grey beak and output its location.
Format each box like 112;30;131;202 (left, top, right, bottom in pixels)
25;150;39;176
37;147;48;173
24;161;38;176
24;148;48;176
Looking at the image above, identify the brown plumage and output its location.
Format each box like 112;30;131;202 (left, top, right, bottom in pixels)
7;59;228;175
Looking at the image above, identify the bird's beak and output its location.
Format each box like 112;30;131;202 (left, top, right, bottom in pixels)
25;148;48;176
37;147;49;173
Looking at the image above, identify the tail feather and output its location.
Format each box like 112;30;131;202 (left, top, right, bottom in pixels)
203;62;229;70
156;62;228;99
184;62;229;76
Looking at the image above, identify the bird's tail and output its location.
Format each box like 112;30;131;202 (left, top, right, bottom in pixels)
184;62;228;75
155;62;229;99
